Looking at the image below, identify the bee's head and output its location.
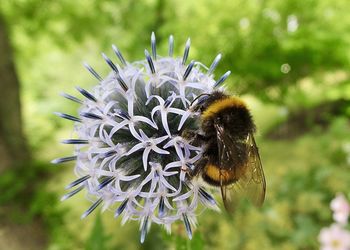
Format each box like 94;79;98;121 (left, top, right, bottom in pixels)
190;91;228;113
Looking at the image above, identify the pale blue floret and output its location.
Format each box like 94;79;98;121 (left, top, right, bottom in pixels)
126;131;170;171
147;93;186;136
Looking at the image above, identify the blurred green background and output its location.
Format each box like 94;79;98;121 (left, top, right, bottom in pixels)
0;0;349;249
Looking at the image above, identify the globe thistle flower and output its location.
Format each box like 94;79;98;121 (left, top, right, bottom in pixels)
52;32;231;243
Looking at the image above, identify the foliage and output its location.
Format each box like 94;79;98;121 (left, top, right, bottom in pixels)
0;0;349;249
86;214;110;250
0;161;66;247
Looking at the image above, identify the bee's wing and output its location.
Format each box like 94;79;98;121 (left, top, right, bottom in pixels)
215;124;266;213
239;133;266;206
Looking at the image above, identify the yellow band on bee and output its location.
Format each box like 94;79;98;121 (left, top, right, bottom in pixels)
204;164;236;184
202;97;246;120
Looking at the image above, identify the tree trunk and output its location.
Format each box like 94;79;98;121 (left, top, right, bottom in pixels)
0;13;30;173
0;13;47;250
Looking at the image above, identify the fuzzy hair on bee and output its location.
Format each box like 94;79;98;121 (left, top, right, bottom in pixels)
184;90;266;212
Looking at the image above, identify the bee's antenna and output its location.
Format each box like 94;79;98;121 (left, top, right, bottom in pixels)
190;93;211;108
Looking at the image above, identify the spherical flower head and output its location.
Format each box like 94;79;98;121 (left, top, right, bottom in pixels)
52;32;230;243
319;224;350;250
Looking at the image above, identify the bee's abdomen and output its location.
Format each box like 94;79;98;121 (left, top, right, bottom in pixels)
202;164;237;186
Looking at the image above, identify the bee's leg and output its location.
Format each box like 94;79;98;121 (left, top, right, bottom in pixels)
181;129;208;146
185;157;208;179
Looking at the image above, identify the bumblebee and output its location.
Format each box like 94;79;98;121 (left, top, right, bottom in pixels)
184;91;266;212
